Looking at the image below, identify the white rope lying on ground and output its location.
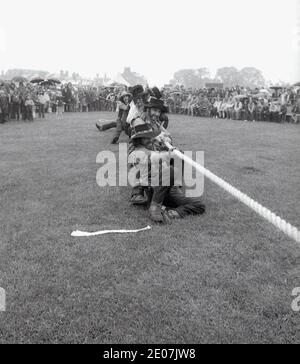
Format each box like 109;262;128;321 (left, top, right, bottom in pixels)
71;225;151;237
166;142;300;244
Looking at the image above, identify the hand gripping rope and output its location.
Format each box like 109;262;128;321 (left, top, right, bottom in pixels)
165;142;300;244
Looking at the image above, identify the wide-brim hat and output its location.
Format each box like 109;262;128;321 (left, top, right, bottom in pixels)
144;97;167;112
131;85;145;99
131;122;156;140
119;91;132;103
151;87;163;100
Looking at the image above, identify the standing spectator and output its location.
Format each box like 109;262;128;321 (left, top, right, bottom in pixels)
248;98;256;122
56;97;65;119
241;99;249;121
11;90;21;120
292;98;300;123
233;98;243;120
50;91;57;113
219;99;227;119
210;98;217;118
80;92;87;112
269;101;279;122
24;95;34;121
44;91;51;113
279;102;287;123
262;101;270;121
255;100;264;121
181;96;188;115
37;92;47;118
226;96;235;120
213;96;222;118
0;89;9;124
74;91;80;112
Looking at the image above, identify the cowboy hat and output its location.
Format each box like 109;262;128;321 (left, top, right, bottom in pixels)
144;97;166;111
131;85;145;99
150;87;170;112
151;87;163;100
119;91;132;104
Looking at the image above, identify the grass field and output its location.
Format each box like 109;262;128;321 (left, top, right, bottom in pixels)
0;112;299;344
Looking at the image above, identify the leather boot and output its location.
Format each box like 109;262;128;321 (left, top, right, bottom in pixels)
149;202;164;223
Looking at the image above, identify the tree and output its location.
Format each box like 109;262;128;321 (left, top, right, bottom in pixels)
216;66;265;88
216;67;241;87
196;68;212;88
171;69;197;88
238;67;265;88
171;68;218;89
196;67;210;79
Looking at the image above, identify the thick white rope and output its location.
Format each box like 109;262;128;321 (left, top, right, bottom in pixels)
166;143;300;244
71;225;151;237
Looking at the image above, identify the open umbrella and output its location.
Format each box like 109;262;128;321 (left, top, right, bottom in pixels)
30;77;45;84
48;78;61;84
259;89;271;95
12;76;28;83
40;79;61;86
252;93;270;99
234;94;248;100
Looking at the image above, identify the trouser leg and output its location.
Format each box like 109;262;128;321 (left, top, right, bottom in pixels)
151;186;171;204
112;118;123;139
1;106;8;122
164;187;205;217
14;104;20;120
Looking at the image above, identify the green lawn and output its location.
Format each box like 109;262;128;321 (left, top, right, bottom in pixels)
0;112;299;343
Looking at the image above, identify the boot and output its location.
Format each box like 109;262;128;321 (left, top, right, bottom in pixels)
130;194;148;205
167;210;181;219
149;202;164;223
95;123;103;131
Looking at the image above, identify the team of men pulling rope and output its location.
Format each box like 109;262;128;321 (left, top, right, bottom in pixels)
96;84;206;224
95;85;300;243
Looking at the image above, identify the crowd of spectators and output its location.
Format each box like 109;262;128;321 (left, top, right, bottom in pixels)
162;86;300;123
0;81;119;123
1;81;300;124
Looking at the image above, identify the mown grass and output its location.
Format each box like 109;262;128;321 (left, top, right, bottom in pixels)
0;112;299;343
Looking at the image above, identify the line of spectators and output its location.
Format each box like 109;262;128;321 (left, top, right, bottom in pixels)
2;81;300;124
162;86;300;123
0;81;121;123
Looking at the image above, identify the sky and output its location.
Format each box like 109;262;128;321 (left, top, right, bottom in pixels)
0;0;299;86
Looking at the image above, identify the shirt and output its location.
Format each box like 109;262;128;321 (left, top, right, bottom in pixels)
25;100;34;106
128;145;171;187
126;101;143;124
38;95;47;104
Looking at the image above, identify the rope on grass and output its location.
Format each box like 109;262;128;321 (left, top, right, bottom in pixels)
166;143;300;244
71;225;151;237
